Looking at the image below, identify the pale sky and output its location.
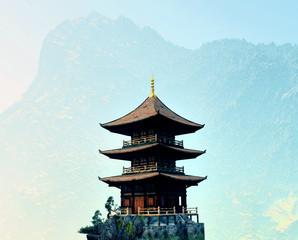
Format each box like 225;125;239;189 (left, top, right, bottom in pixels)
0;0;297;111
1;2;297;240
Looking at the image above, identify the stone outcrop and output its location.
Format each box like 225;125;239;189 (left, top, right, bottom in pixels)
87;215;204;240
94;222;104;234
101;217;119;240
133;215;145;237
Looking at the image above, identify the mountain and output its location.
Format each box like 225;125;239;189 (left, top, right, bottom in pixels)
0;13;297;240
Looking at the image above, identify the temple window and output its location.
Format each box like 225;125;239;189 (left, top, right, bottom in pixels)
148;197;154;206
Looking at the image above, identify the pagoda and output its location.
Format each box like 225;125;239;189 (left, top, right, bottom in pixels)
99;76;207;217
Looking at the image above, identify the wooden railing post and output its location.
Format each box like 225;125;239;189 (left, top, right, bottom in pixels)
124;136;184;148
182;206;184;214
126;207;129;215
158;206;160;215
124;163;187;175
196;207;198;214
138;207;140;215
173;206;176;214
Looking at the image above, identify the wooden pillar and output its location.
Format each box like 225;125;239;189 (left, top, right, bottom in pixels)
132;184;135;214
185;189;187;207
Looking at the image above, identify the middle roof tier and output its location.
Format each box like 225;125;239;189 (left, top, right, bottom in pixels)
100;142;206;161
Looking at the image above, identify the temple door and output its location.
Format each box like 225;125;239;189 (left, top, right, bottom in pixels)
134;196;144;214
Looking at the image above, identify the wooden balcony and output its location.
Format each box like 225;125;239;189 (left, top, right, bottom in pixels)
137;206;198;216
109;206;200;224
112;206;197;216
122;162;184;174
123;134;183;148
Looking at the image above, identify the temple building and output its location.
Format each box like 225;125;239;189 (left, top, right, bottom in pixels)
99;76;207;216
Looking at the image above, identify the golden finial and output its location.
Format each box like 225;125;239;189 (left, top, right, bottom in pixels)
149;74;157;97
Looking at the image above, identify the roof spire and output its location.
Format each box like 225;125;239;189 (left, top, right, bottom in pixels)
149;73;157;97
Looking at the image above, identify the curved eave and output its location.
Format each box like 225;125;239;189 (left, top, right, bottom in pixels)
155;97;204;131
100;114;158;136
100;97;157;131
100;97;204;136
99;143;206;161
99;172;207;188
101;115;204;136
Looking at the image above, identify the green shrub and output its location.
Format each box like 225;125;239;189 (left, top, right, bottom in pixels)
125;222;134;238
78;225;93;234
139;215;144;222
162;230;169;239
117;219;123;230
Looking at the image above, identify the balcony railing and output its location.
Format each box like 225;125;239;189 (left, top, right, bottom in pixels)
123;162;184;174
138;206;198;215
112;206;198;216
109;206;200;224
123;134;183;148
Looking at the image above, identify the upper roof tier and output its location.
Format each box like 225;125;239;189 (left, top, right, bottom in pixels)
101;96;204;136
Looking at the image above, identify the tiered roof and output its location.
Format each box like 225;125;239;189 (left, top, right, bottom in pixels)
101;96;204;136
100;172;207;188
100;143;206;161
99;76;207;187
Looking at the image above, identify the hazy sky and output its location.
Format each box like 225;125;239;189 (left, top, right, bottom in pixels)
0;0;298;111
1;2;297;240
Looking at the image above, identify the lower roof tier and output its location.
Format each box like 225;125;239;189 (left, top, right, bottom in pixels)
99;142;206;161
99;172;207;188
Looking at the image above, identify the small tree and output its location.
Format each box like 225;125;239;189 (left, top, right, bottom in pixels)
78;196;117;234
105;196;114;218
78;210;103;234
92;210;102;225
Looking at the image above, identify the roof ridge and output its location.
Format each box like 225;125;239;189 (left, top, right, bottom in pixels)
101;97;151;127
155;97;203;127
152;97;159;114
